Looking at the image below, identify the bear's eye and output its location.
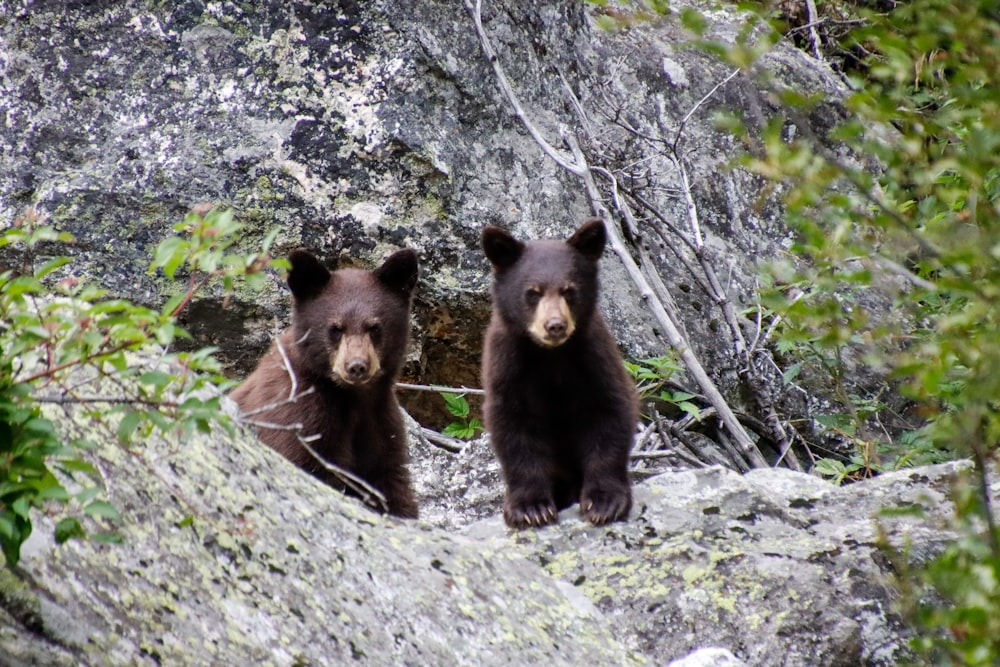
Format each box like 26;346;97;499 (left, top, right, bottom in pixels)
366;322;382;336
328;324;344;341
560;285;577;299
525;286;542;304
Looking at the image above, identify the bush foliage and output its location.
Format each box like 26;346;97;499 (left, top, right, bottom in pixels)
696;1;1000;662
0;207;278;567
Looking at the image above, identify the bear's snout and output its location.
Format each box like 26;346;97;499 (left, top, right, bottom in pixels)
331;334;381;385
528;292;575;347
345;357;370;382
544;317;567;339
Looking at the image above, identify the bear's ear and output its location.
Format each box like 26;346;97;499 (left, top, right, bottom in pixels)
567;218;606;261
374;248;419;297
481;226;524;270
287;249;331;302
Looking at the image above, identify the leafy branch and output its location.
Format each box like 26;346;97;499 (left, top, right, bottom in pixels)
0;205;278;567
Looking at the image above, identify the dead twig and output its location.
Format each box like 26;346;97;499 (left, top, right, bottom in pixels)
804;0;823;60
396;382;485;396
296;433;390;514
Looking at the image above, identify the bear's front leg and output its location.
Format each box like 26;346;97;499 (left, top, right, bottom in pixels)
381;465;419;519
578;424;633;526
492;431;559;528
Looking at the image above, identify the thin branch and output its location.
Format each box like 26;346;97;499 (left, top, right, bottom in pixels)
15;340;137;385
295;433;390;514
237;386;317;419
33;395;178;407
804;0;823;60
670;67;742;155
870;253;938;291
463;0;583;177
273;335;299;401
420;427;466;454
396;382;485;396
632;420;659;453
565;131;769;468
231;331;388;512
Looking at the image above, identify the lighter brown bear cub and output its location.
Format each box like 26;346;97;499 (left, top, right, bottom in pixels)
481;218;639;529
231;248;419;518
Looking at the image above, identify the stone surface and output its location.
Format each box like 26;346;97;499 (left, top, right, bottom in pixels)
1;387;987;665
1;3;969;666
0;0;876;439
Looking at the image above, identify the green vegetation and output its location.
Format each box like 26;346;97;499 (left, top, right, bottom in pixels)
624;354;700;419
682;0;1000;662
0;206;279;567
440;392;484;440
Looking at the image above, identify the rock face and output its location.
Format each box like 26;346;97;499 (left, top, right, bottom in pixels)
1;393;984;665
2;2;963;666
0;0;867;436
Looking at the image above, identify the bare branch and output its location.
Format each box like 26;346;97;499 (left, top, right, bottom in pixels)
804;0;823;60
295;433;389;514
236;386;317;419
274;334;299;401
469;1;771;467
670;67;742;155
563;131;769;468
464;0;584;176
396;382;485;396
420;427;466;454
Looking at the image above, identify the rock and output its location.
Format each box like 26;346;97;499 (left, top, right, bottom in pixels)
2;396;628;666
669;647;749;667
1;2;970;665
462;461;981;666
0;0;889;444
2;385;985;664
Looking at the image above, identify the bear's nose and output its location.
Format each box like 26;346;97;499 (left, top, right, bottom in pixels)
346;358;370;382
545;318;567;339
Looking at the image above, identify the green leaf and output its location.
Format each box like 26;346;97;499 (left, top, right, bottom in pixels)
74;486;103;504
261;227;281;253
35;256;72;280
679;7;706;35
440;392;470;419
83;500;121;522
139;371;172;389
37;485;71;502
116;410;143;443
676;401;702;419
0;511;29;566
10;496;31;520
152;237;188;278
160;292;186;317
813;459;846;478
58;459;99;476
89;531;123;544
54;517;85;544
443;423;475;439
782;362;803;384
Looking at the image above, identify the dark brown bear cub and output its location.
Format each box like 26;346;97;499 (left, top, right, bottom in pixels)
231;248;419;518
481;218;638;529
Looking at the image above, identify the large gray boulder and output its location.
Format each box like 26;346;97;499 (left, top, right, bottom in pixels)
3;3;965;666
2;392;982;665
0;0;871;442
2;402;626;666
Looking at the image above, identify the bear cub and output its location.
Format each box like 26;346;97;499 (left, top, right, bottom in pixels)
481;218;638;529
231;248;419;518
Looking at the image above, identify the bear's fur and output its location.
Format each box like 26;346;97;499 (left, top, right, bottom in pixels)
481;218;638;528
230;248;419;518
